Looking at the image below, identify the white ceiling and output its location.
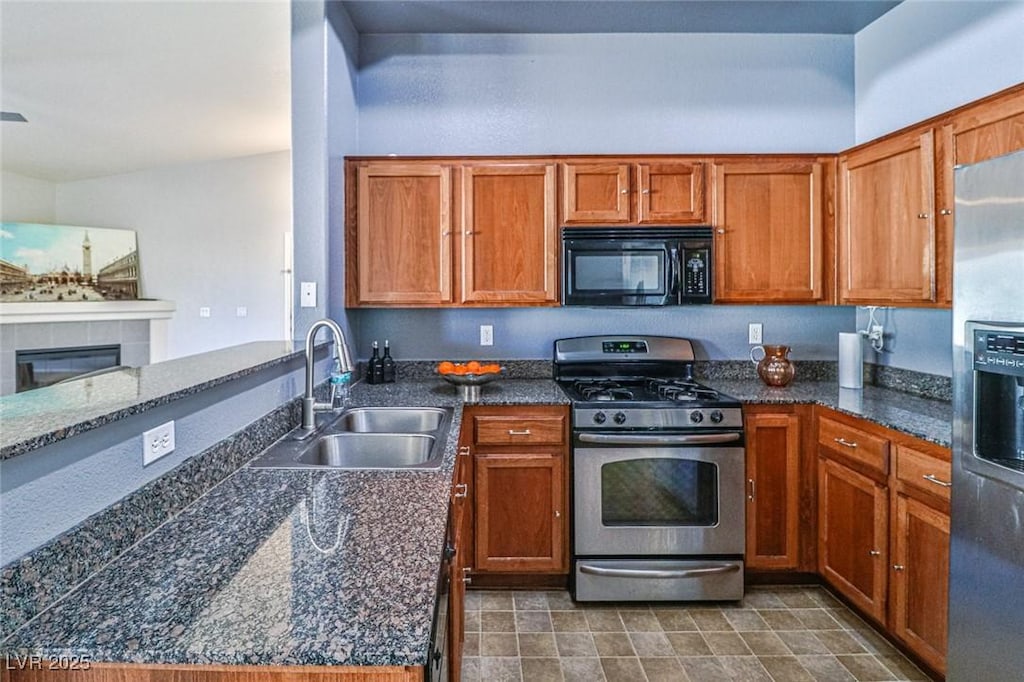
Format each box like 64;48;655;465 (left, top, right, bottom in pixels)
0;1;291;183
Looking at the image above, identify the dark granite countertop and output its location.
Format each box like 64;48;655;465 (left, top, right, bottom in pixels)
0;379;569;666
708;379;952;447
0;341;325;461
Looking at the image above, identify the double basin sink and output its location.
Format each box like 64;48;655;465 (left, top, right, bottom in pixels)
250;407;452;470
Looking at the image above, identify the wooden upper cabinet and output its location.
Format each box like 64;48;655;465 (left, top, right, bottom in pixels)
562;162;631;223
461;164;558;305
351;163;452;306
839;128;936;305
713;159;827;303
562;160;707;224
637;162;706;223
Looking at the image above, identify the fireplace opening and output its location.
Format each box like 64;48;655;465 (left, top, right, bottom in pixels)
15;345;122;393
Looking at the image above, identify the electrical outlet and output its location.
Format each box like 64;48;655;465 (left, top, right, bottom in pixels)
300;282;317;308
236;306;247;318
749;323;763;344
199;306;210;318
480;324;494;346
143;420;175;465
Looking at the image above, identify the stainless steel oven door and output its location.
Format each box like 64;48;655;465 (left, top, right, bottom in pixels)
574;443;745;556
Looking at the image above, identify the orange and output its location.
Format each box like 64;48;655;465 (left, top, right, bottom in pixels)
452;365;468;375
466;361;482;373
483;363;501;374
437;361;455;375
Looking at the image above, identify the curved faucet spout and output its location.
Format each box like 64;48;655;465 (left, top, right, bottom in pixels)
302;319;354;432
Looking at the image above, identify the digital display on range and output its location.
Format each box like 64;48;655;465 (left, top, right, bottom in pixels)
602;341;648;354
985;333;1024;355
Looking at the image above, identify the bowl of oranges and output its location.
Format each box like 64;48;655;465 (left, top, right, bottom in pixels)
437;361;504;402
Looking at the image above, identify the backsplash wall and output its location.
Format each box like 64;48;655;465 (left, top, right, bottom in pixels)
350;306;856;362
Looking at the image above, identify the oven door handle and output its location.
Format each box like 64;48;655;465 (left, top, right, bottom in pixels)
576;432;741;446
578;563;740;580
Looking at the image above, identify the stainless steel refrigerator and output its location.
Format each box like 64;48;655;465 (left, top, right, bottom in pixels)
949;149;1024;679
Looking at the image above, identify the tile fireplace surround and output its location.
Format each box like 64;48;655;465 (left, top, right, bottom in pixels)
0;300;173;396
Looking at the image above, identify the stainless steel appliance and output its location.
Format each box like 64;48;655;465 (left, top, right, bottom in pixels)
949;149;1024;680
561;227;713;306
554;335;745;601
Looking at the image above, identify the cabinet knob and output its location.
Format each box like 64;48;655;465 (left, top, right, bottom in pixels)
893;564;905;571
917;213;929;219
554;510;561;518
641;189;650;194
620;189;629;195
465;230;478;236
869;550;881;556
940;208;953;216
716;228;725;235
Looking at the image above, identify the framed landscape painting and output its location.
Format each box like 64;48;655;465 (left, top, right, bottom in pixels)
0;223;141;302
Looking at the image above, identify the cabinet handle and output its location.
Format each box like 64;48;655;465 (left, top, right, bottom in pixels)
833;437;859;449
641;188;650;194
508;429;532;436
442;231;452;237
923;474;952;488
554;510;561;518
869;550;881;556
917;213;929;219
464;230;478;236
893;564;905;571
940;208;953;216
620;189;629;195
716;228;725;234
454;483;468;498
462;567;472;585
747;479;755;501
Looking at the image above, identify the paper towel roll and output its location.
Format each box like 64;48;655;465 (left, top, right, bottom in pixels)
839;332;863;389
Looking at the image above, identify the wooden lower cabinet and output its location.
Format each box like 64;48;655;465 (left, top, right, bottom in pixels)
890;492;950;675
818;456;889;624
744;408;804;570
448;443;472;682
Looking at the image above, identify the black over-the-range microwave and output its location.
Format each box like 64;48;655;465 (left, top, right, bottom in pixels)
561;226;713;306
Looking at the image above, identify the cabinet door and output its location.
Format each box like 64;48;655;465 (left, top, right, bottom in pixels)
745;412;801;569
561;162;631;223
637;162;706;223
448;447;472;682
935;86;1024;305
461;164;558;304
839;129;936;305
354;163;452;305
891;493;949;675
713;160;825;303
474;451;566;573
818;457;888;623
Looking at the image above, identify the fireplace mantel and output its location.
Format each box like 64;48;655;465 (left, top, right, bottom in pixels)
0;300;175;325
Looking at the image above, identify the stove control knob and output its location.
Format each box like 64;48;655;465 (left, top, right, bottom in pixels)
613;412;627;425
592;412;607;425
689;411;704;424
709;410;724;424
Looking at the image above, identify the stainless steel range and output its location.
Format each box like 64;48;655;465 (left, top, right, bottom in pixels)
554;335;745;602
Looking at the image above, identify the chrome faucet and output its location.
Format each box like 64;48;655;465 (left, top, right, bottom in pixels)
301;318;354;434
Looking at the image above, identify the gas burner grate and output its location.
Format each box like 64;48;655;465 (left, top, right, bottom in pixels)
646;377;720;402
573;380;636;402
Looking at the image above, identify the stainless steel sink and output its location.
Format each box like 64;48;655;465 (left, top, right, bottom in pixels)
303;433;437;468
248;406;451;470
332;407;447;433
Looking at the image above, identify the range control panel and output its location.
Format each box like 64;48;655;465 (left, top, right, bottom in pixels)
974;330;1024;375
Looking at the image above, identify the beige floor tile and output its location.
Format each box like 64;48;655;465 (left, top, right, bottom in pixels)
600;657;646;682
519;632;558;657
759;608;806;630
666;631;713;656
876;654;929;681
628;631;675;656
653;609;699;632
585;609;626;632
460;656;480;682
836;654;901;681
678;655;730;679
520;656;565;682
463;632;480;657
551;611;589;632
640;656;689;682
742;589;789;609
464;591;482;610
740;630;791;656
465;609;481;632
725;608;772;631
813;629;869;655
480;632;519;656
480;592;515;611
619;609;662;632
555;632;599;657
778;631;831;655
592;632;636;657
691;608;735;631
513;591;550;610
704;630;754;656
758;655;816;682
849;627;900;657
479;656;523;682
516;610;553;632
775;589;822;609
545;591;580;610
481;610;516;632
560;656;606;682
797;654;858;681
719;655;773;681
792;608;844;630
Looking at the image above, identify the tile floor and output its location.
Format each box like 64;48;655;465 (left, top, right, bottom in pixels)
459;586;931;682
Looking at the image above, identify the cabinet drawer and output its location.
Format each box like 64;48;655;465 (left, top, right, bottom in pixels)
818;416;890;475
474;414;566;446
896;444;952;503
